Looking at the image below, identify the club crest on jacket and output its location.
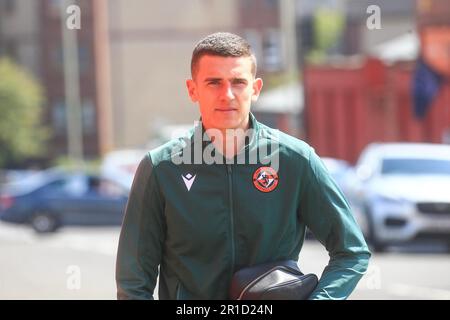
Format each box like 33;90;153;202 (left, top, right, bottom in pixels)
252;166;279;193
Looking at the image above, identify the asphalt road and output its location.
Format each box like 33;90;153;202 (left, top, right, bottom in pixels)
0;221;449;300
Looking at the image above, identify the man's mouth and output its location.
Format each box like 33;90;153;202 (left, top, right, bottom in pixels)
215;108;237;112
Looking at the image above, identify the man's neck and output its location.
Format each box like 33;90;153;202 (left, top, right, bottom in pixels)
204;118;251;159
217;128;246;159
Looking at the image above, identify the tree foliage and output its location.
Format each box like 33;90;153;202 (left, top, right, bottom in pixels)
0;58;49;168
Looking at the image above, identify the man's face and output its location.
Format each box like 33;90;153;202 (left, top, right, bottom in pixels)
186;55;263;131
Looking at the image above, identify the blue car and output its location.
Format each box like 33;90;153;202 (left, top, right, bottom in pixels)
0;169;129;233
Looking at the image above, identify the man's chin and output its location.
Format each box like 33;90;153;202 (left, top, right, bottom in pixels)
201;113;249;131
213;120;245;130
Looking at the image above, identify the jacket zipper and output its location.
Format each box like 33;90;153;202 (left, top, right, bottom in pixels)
227;164;236;279
176;282;181;300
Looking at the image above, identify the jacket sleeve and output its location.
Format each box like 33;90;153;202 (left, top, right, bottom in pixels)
299;147;371;300
115;154;166;299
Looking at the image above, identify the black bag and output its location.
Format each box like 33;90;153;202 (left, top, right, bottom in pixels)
229;260;318;300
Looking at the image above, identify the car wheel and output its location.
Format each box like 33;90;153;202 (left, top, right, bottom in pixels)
365;206;387;253
30;211;59;233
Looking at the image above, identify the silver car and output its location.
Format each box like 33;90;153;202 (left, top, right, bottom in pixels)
351;143;450;252
321;157;369;239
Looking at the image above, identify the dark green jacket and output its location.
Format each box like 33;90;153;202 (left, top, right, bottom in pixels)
116;113;371;300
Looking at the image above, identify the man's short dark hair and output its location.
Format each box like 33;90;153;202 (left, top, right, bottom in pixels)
191;32;257;79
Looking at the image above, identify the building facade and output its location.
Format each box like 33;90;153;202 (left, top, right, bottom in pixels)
1;0;289;163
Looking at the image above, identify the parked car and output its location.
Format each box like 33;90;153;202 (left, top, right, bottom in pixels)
321;157;353;192
100;149;146;191
0;169;40;186
351;142;450;252
0;169;128;233
321;157;368;237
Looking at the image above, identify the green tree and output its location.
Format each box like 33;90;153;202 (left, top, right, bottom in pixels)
0;58;49;168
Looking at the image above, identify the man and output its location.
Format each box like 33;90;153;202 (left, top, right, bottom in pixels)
116;32;370;300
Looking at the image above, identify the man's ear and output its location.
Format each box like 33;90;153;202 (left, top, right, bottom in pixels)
251;78;263;102
186;79;198;102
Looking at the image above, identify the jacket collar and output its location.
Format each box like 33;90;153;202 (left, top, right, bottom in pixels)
188;112;260;162
191;112;260;148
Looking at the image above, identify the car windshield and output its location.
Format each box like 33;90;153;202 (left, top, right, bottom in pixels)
1;169;66;195
381;158;450;175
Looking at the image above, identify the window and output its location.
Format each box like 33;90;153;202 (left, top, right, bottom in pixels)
2;0;15;13
78;44;91;74
38;179;67;194
244;30;263;71
82;99;95;134
381;158;450;175
51;45;64;71
264;0;278;8
53;99;96;135
263;29;282;72
88;177;127;198
52;100;67;134
52;44;91;74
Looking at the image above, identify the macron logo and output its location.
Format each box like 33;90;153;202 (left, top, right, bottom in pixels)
182;173;196;191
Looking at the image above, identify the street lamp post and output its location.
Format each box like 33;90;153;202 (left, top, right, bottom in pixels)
280;0;302;137
61;0;83;169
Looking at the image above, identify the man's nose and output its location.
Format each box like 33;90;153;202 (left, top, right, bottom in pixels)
220;83;235;101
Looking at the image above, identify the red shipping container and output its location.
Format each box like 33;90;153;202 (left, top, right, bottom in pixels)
304;57;450;164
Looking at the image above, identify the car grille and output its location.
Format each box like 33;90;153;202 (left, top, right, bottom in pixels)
417;202;450;215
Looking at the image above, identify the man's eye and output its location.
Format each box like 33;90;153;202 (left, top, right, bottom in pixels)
233;80;247;85
207;81;220;86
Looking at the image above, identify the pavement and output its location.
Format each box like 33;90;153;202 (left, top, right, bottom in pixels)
1;221;449;300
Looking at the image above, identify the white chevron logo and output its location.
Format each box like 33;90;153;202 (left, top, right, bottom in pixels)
182;173;196;191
